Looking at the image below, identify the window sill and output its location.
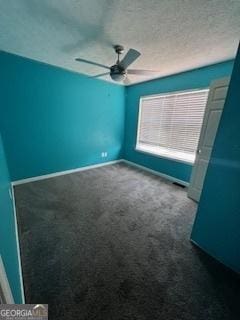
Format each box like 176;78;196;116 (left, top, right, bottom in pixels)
135;145;195;165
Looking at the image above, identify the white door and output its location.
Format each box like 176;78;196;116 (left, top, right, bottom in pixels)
188;77;230;202
0;256;14;303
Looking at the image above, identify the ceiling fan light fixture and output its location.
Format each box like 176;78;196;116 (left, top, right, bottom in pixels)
110;72;126;82
110;64;126;82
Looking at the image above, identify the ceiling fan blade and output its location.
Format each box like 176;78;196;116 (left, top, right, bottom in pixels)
92;72;110;78
75;58;110;70
127;69;161;75
123;76;131;85
119;49;141;69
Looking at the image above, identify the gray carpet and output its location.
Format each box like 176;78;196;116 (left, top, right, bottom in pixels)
15;163;240;320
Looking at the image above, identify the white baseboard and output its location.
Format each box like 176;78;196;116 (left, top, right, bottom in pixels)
12;160;123;186
10;185;25;303
122;159;189;187
12;159;189;187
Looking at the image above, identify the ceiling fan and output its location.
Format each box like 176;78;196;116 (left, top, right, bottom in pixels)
75;45;161;84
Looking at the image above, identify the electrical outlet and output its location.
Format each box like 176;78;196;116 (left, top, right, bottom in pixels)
101;152;108;158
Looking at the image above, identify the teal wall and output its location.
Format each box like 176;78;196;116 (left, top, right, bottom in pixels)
0;133;22;303
191;45;240;273
124;61;234;182
0;52;125;181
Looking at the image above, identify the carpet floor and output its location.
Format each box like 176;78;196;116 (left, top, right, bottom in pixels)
15;163;240;320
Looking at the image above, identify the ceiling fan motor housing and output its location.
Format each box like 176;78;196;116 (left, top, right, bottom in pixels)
110;64;126;81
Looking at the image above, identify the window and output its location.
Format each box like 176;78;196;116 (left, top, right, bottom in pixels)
136;89;209;163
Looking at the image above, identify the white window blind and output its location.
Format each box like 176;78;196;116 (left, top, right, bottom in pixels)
136;89;209;163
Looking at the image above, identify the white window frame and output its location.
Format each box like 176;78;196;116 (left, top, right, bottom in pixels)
135;88;209;165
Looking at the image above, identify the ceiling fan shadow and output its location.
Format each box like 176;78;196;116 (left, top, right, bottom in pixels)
21;0;114;53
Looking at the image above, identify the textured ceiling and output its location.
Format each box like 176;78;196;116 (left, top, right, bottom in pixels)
0;0;239;85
